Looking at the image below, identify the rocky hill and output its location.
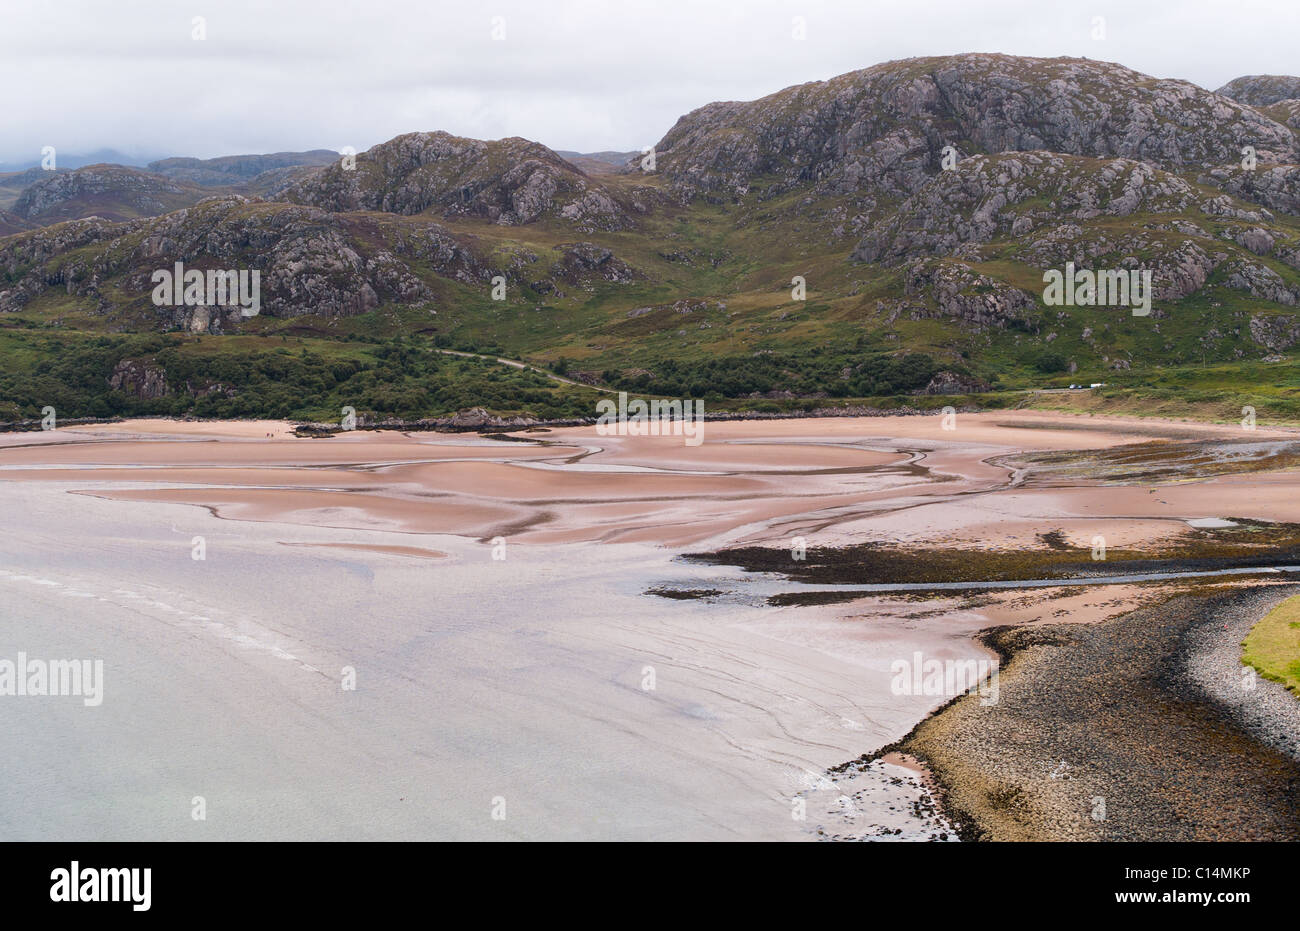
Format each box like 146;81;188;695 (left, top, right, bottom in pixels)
850;150;1300;332
0;167;65;211
1;154;340;227
5;53;1300;423
0;196;492;324
653;54;1295;205
11;164;208;224
1217;74;1300;106
281;131;651;231
0;192;652;324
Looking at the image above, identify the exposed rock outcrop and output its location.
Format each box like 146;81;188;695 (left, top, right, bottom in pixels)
1248;314;1300;350
655;54;1296;202
917;371;991;394
1225;261;1299;306
0;198;456;318
853;153;1206;264
281;132;645;231
904;260;1035;328
107;359;169;399
1201;164;1300;217
1217;75;1300;107
549;242;638;285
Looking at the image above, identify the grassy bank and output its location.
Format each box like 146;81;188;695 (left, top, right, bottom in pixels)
1244;594;1300;696
867;586;1300;841
5;316;1300;428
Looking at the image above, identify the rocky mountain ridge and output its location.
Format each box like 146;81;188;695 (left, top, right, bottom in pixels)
3;53;1300;401
148;150;340;186
652;54;1296;207
11;164;208;224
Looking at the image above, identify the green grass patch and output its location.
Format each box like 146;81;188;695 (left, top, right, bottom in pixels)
1243;594;1300;698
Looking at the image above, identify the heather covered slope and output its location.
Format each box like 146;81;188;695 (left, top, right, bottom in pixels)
5;53;1300;424
0;210;32;237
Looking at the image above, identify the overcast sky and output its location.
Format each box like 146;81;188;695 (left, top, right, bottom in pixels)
2;0;1297;165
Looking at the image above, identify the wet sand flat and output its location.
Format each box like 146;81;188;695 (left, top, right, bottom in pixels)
0;482;969;840
3;412;1299;840
6;412;1295;551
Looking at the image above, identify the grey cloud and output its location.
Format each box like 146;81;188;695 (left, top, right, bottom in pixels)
2;0;1297;164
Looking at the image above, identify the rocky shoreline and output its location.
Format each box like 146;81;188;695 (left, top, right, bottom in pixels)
288;403;983;436
1182;588;1300;763
0;404;969;436
843;584;1300;841
0;416;125;433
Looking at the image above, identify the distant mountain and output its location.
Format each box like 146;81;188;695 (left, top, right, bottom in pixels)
0;149;157;172
11;164;208;224
0;153;341;227
1217;74;1300;106
0;166;66;211
555;150;638;175
148;150;340;186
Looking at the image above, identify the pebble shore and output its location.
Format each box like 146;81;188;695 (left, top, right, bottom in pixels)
898;584;1300;841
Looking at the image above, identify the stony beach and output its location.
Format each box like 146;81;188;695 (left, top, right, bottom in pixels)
894;584;1300;841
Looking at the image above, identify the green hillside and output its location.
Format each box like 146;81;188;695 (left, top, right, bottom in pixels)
4;54;1300;425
